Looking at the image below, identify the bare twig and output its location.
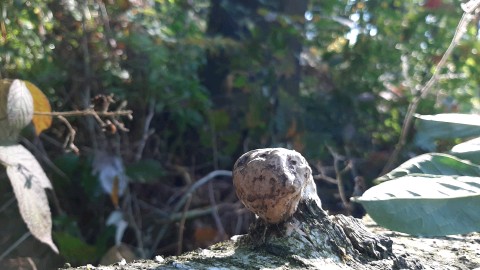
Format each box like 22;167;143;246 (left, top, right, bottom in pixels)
163;203;231;223
313;174;338;184
134;100;155;162
313;162;338;184
34;108;132;154
123;189;146;258
149;170;232;257
235;212;243;235
57;115;79;154
326;145;351;212
33;109;133;117
209;113;219;169
20;137;67;179
381;4;480;175
0;197;15;214
208;181;226;240
0;231;31;261
22;137;65;214
95;0;116;49
176;195;192;255
172;170;232;214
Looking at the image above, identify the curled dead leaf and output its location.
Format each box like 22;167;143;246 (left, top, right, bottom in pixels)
24;80;52;135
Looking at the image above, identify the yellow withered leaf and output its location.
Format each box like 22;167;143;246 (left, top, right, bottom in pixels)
110;176;120;208
24;81;52;135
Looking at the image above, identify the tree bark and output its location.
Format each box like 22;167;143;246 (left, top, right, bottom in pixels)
60;199;431;270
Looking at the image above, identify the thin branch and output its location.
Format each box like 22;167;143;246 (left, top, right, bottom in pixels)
313;174;338;184
163;203;231;223
149;170;232;257
0;231;31;261
172;170;232;214
134;100;155;162
33;109;133;118
34;108;132;153
208;181;226;240
381;5;480;175
313;158;340;184
20;137;67;179
0;197;15;214
326;145;351;212
57;115;79;154
123;189;145;258
176;195;192;255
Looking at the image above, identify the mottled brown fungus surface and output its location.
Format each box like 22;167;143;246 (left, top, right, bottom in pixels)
233;148;321;224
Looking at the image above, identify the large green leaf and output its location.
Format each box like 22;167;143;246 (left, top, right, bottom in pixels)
376;153;480;183
450;137;480;164
414;113;480;151
356;175;480;236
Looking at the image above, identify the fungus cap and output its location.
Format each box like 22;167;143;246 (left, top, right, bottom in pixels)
233;148;321;224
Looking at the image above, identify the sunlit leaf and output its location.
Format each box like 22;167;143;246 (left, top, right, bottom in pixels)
0;144;58;253
24;80;52;135
0;79;33;142
356;175;480;236
376;153;480;183
414;113;480;151
450;137;480;164
359;152;480;236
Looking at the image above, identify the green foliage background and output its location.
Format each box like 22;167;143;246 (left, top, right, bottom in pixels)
1;0;480;267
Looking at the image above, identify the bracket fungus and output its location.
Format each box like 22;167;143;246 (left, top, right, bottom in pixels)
233;148;322;224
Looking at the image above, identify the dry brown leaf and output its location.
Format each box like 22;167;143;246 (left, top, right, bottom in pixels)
24;80;52;135
111;176;120;208
194;227;218;247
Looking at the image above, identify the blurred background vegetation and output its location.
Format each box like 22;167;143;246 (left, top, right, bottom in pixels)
1;0;480;268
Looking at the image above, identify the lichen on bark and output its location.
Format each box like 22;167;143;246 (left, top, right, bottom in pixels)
62;148;435;269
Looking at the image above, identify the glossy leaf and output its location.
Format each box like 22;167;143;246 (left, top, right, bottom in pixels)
450;137;480;164
356;175;480;236
376;153;480;183
414;114;480;151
